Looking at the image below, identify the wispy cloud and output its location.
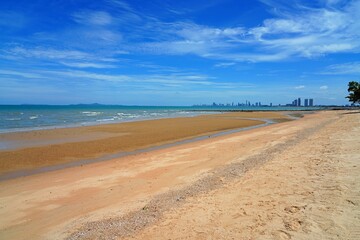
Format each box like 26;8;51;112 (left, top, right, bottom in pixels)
1;46;121;68
3;46;92;60
131;0;360;62
320;85;328;89
322;62;360;74
59;62;116;69
106;0;135;12
1;0;359;65
294;85;305;89
0;68;253;90
250;1;360;57
214;62;236;68
73;11;113;26
51;70;219;86
175;23;245;42
0;70;45;79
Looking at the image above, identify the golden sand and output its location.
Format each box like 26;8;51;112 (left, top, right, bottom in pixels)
0;111;358;240
0;112;289;174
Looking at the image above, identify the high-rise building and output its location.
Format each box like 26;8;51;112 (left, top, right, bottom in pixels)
309;99;314;106
293;99;298;106
304;99;309;107
298;98;301;106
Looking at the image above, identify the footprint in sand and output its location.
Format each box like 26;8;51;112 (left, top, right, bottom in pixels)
284;205;301;214
284;219;303;231
274;230;292;239
232;209;247;219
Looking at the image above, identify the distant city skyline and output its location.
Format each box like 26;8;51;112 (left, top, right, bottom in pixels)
195;97;320;107
290;98;314;107
1;0;359;105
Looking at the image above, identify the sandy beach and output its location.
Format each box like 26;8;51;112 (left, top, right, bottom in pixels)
0;112;290;175
0;110;359;239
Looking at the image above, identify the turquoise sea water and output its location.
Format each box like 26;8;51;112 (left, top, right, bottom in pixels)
0;105;323;132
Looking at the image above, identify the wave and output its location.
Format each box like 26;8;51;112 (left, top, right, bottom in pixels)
117;112;132;116
82;111;102;116
150;113;164;116
5;118;21;121
96;117;118;122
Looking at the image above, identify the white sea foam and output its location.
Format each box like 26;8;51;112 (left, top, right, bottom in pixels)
96;118;116;122
5;118;21;121
150;113;163;116
29;115;38;119
117;112;131;116
82;111;102;116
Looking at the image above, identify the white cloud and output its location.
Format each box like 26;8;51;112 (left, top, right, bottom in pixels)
1;46;122;66
73;11;113;26
322;62;360;74
322;0;348;6
0;70;45;79
2;0;359;65
4;47;92;60
175;23;245;42
134;0;360;62
320;85;328;89
83;29;122;43
60;62;116;69
294;85;305;89
106;0;135;12
68;10;123;45
214;62;236;68
1;68;253;90
245;4;360;57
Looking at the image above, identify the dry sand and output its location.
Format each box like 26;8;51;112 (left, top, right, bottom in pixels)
0;110;359;239
129;111;360;240
0;112;289;174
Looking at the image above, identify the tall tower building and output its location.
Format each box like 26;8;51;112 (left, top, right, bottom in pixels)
304;99;309;107
298;98;301;106
309;99;314;107
293;99;298;106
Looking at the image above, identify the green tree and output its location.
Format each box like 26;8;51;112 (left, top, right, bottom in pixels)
346;81;360;104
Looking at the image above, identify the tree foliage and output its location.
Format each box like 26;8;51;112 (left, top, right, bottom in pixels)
346;81;360;104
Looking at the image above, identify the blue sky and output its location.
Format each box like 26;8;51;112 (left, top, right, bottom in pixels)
0;0;359;105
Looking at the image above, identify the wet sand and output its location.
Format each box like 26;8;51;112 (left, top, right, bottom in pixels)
0;111;358;240
0;112;288;175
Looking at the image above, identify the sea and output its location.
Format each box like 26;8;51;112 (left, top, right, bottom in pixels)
0;105;323;133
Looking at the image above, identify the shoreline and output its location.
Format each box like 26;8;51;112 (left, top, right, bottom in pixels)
0;111;292;176
0;118;274;181
0;111;216;135
0;106;330;134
